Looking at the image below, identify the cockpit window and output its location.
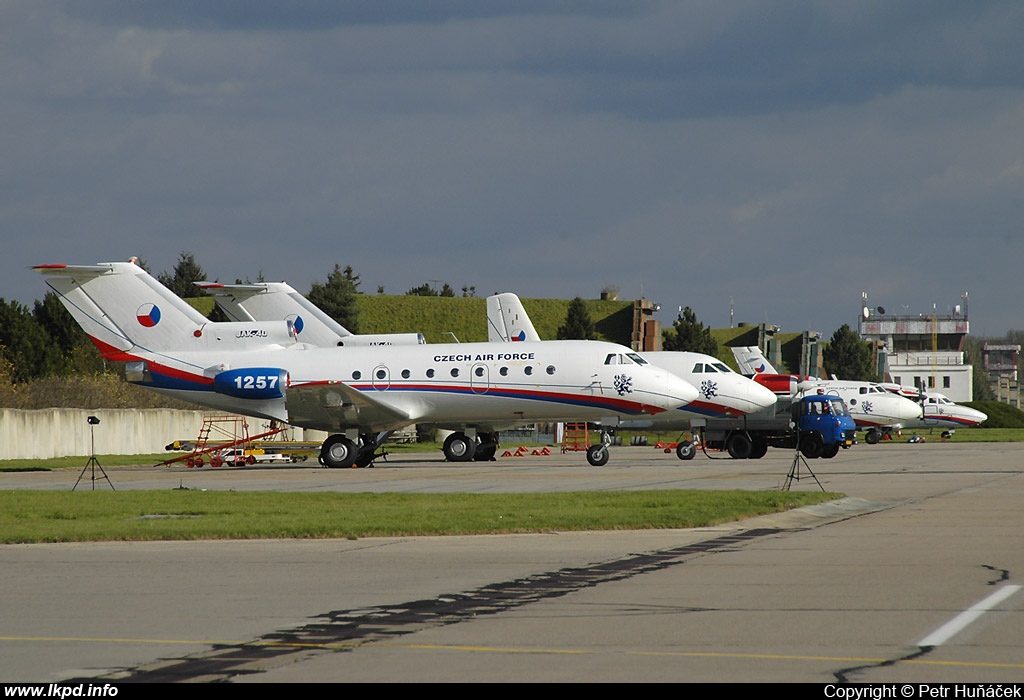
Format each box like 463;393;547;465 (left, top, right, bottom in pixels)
712;363;732;373
691;363;704;373
606;353;648;366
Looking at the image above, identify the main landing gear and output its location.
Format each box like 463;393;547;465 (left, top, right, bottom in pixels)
442;432;499;462
319;431;393;468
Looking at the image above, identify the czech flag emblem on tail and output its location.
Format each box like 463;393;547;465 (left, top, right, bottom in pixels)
754;363;766;373
136;303;161;328
511;330;526;342
287;314;304;334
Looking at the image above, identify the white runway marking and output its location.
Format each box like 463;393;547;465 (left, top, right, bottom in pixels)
917;584;1022;647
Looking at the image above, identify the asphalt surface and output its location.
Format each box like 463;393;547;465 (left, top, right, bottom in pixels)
2;440;1023;683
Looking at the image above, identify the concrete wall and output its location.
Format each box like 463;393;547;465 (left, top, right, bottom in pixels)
0;408;215;460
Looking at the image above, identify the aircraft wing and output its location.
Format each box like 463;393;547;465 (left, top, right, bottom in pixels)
284;379;414;432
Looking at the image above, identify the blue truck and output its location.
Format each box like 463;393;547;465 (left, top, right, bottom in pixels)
682;393;857;460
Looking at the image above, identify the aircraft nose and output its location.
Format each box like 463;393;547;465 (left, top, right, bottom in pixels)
899;396;924;421
658;369;699;408
745;378;778;411
968;407;988;424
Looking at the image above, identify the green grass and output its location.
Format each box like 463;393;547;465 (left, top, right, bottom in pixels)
0;490;839;544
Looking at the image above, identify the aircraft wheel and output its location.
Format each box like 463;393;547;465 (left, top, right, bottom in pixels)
586;444;609;466
800;432;824;459
864;429;880;445
675;441;696;461
321;435;358;468
726;433;752;460
443;433;475;462
474;433;498;461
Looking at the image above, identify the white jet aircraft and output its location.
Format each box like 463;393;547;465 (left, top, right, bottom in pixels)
731;346;923;443
202;284;776;461
36;261;699;468
486;293;779;459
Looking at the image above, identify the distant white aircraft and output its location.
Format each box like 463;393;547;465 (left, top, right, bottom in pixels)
35;260;700;468
878;384;988;430
731;346;923;443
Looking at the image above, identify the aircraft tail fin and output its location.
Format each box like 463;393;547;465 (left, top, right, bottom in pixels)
34;261;213;359
731;346;778;375
198;280;425;347
35;261;300;359
486;293;541;342
198;281;355;345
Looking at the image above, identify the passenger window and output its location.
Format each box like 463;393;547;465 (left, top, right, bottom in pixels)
524;366;533;376
475;367;484;377
451;368;459;378
426;369;435;378
376;369;386;380
546;365;555;375
352;371;361;380
401;369;410;379
499;367;509;376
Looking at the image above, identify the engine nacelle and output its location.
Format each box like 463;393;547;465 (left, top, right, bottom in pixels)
336;333;425;347
213;368;288;400
752;373;798;397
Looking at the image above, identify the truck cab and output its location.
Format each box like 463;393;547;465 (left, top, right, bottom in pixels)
792;395;857;458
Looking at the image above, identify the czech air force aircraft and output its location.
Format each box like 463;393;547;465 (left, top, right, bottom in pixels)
202;284;776;461
878;383;988;431
486;293;779;459
731;346;923;443
36;261;699;467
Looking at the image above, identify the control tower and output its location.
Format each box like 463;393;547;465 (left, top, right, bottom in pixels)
857;293;974;402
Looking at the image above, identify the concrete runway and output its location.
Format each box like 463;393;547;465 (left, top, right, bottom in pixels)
2;441;1023;683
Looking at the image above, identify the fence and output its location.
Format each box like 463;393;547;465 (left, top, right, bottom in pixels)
0;408;250;460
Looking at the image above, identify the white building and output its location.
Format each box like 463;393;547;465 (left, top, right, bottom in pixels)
858;300;974;403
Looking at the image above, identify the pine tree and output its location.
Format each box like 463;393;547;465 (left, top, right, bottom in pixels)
157;252;208;298
308;264;361;333
557;297;596;340
822;324;876;380
662;306;718;355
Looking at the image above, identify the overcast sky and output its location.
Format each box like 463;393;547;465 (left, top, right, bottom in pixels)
3;1;1022;338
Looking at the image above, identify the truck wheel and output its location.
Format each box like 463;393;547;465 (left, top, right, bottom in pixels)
726;433;752;460
748;441;768;459
676;441;696;460
820;443;840;458
800;432;824;459
865;429;880;445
